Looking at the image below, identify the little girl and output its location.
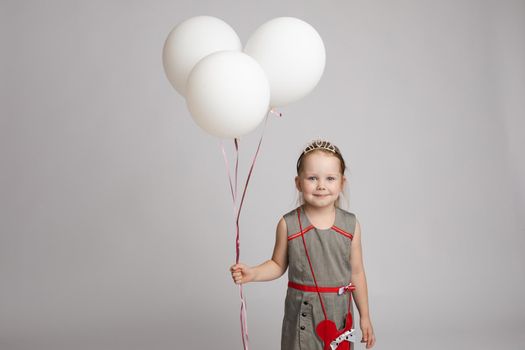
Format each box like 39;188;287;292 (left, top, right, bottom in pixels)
230;139;376;350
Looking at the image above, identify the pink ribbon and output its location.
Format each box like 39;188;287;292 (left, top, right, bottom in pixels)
220;108;281;350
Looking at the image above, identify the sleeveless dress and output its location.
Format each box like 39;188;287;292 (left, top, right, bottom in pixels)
281;205;357;350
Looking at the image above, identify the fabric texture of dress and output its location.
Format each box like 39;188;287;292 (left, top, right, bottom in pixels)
281;205;357;350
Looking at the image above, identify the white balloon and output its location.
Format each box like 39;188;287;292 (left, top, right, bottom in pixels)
244;17;326;107
162;16;242;96
186;51;270;138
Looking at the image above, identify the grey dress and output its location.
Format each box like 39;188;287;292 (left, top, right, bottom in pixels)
281;205;357;350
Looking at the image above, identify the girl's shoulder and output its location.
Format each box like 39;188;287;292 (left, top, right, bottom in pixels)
280;207;303;237
336;206;356;216
282;206;299;220
334;207;357;234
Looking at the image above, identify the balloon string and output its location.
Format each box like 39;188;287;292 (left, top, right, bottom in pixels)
219;109;277;350
221;139;248;349
235;114;270;233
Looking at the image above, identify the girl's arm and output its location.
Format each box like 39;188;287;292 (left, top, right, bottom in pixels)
253;217;289;281
230;217;288;284
350;219;376;348
350;219;370;318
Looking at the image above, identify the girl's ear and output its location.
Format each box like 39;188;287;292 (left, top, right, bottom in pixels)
295;176;302;192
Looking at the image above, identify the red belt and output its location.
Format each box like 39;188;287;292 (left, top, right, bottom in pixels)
288;281;356;294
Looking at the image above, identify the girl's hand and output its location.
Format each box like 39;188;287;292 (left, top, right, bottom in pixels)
229;263;255;284
359;317;376;348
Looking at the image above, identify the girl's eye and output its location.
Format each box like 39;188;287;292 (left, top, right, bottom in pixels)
308;176;317;181
328;177;336;181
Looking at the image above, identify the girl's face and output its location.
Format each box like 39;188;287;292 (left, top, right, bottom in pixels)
295;151;346;209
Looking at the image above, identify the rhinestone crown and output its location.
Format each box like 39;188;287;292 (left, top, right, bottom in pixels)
303;139;337;155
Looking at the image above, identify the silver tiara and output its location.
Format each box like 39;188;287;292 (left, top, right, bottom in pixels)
303;139;337;155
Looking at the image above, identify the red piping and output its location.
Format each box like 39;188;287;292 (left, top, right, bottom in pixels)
288;225;353;241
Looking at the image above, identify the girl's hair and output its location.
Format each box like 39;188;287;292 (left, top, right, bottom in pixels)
295;139;350;209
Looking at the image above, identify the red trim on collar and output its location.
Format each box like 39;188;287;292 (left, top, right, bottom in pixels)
287;225;315;241
332;225;354;240
288;225;353;241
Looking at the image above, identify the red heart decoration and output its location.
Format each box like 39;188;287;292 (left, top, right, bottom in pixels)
315;312;353;350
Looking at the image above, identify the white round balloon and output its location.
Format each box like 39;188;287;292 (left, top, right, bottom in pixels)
244;17;326;107
162;16;242;96
186;51;270;138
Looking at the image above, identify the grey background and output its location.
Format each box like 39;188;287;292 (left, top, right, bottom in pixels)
1;0;524;349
